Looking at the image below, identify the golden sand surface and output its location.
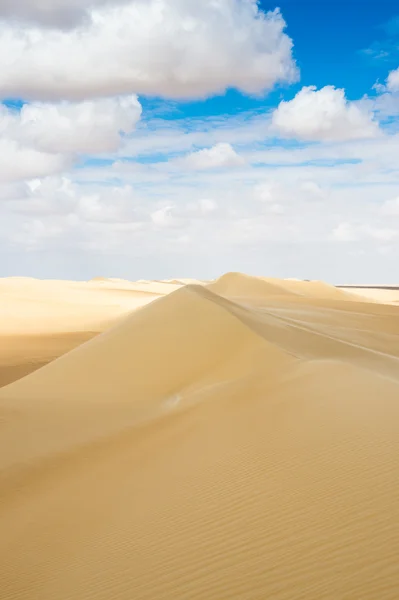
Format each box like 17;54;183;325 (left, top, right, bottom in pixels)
0;273;398;599
339;285;399;304
0;277;183;388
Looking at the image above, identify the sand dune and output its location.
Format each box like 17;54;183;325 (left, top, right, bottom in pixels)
340;285;399;304
0;276;180;388
0;273;399;599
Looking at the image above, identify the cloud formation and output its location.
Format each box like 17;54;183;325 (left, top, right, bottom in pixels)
1;96;141;155
0;3;398;283
381;196;399;216
0;1;297;101
332;222;398;243
272;86;379;141
387;67;399;92
0;96;141;181
0;139;69;182
0;0;130;28
182;143;245;170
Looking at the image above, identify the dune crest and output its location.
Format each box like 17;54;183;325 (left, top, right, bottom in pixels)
0;272;399;599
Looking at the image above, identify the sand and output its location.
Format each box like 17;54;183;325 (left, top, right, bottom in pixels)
339;285;399;305
0;277;181;388
0;272;398;599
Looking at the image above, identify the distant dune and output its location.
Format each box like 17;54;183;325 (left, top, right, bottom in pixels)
339;285;399;304
0;273;399;599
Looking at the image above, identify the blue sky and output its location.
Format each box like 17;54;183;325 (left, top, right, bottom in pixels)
0;0;398;282
139;0;399;119
273;0;399;93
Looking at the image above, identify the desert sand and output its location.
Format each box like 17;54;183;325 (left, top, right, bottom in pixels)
0;277;183;388
0;272;399;599
339;285;399;305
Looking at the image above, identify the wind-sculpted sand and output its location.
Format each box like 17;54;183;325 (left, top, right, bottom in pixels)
0;273;398;599
0;277;183;388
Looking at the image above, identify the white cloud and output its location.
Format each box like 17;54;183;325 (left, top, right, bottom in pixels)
0;139;69;182
10;177;76;215
0;95;142;182
75;187;139;223
254;181;284;203
2;164;399;283
150;205;183;229
381;196;399;216
299;181;326;199
253;179;328;215
252;181;286;214
0;181;31;200
19;96;141;154
6;177;141;225
332;222;398;243
332;222;360;242
387;67;399;92
365;226;398;242
182;143;245;170
114;112;270;161
195;199;218;215
0;1;298;100
1;96;141;155
360;70;399;122
0;0;130;28
1;88;399;283
272;86;380;141
182;198;219;219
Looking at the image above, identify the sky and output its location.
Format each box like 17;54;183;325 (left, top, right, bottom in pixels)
0;0;399;283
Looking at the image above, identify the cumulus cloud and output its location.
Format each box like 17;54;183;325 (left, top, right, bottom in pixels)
0;95;141;181
0;0;130;29
77;188;138;223
10;177;76;215
253;179;327;214
0;1;298;100
182;143;245;170
1;96;141;155
6;177;140;224
0;139;70;182
252;181;286;213
150;205;184;229
254;181;284;203
362;69;399;121
19;96;141;154
272;86;380;141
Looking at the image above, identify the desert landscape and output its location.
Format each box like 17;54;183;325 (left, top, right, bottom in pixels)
1;0;399;597
1;272;399;599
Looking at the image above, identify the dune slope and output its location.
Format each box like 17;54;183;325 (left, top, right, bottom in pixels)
0;276;177;389
0;273;399;600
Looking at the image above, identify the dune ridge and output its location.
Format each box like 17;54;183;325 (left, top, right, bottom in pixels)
0;276;181;388
0;272;399;599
